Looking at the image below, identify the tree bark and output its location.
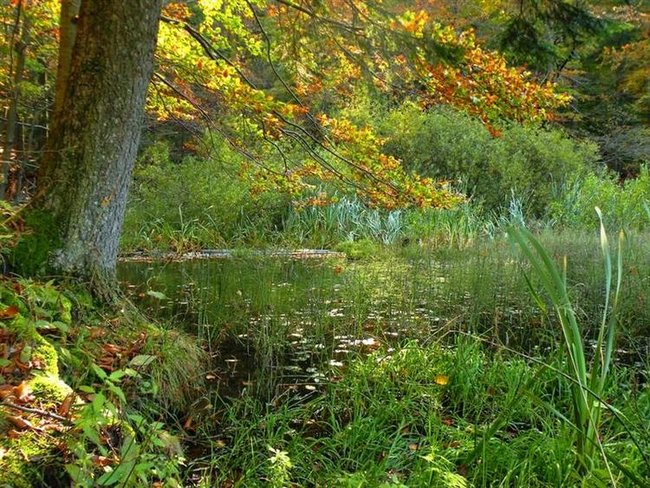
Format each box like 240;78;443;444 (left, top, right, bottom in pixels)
2;3;29;200
51;0;81;123
38;0;163;300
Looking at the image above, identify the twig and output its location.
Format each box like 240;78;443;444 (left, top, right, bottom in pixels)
1;400;72;424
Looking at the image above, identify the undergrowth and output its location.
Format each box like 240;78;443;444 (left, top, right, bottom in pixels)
0;277;206;487
187;340;648;487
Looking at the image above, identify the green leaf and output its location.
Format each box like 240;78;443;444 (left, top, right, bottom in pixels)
91;364;108;381
19;345;32;363
146;290;167;300
109;368;138;382
52;321;70;333
128;354;156;368
107;383;127;404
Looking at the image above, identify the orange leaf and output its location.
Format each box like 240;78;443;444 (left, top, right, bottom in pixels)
91;455;112;467
6;415;36;431
0;385;15;401
14;382;32;402
57;393;75;418
0;306;19;320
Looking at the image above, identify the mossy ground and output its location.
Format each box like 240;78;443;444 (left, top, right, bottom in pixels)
0;430;59;488
0;277;207;487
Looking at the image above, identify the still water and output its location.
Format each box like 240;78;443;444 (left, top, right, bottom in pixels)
117;250;551;400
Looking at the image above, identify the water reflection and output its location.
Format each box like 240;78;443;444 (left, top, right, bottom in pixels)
118;251;648;400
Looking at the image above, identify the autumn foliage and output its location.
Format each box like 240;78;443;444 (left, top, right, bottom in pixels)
150;2;573;209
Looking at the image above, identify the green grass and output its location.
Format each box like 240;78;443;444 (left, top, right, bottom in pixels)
181;340;648;487
116;231;650;486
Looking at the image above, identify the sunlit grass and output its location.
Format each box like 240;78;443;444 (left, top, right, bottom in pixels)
118;229;650;486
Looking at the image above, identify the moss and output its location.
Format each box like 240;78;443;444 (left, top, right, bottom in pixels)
1;315;72;487
10;316;59;377
32;341;59;378
335;239;382;260
9;209;61;277
0;432;52;488
29;375;73;404
2;290;201;485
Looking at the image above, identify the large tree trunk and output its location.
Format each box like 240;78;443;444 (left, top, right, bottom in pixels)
38;0;162;300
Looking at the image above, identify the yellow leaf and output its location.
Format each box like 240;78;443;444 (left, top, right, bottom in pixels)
434;374;449;386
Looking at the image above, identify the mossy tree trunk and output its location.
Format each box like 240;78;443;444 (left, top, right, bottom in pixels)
37;0;162;302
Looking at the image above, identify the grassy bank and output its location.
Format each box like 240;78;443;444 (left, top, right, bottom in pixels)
0;278;206;487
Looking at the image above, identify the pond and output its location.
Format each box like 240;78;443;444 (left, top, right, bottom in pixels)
120;235;650;404
118;243;629;401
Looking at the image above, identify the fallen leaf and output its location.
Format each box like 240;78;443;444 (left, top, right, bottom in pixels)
58;394;75;418
7;415;40;431
0;384;16;401
128;354;156;368
91;455;112;467
14;381;32;402
14;357;31;372
0;306;19;320
88;327;105;339
146;290;167;300
434;374;449;386
102;344;122;354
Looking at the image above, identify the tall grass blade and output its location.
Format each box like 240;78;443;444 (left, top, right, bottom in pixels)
507;218;634;483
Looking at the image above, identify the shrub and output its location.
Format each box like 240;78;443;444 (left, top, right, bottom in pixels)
376;103;599;215
122;137;291;251
550;166;650;230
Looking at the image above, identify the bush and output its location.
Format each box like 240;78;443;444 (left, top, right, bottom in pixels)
122;137;291;251
550;166;650;230
376;103;599;215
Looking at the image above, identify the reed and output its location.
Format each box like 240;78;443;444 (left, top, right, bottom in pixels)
508;208;626;477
